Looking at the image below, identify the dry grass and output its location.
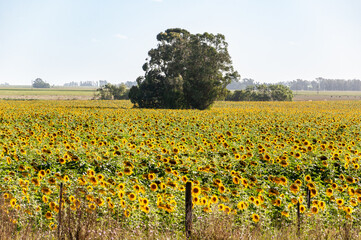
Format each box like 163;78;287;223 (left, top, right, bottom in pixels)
2;203;361;240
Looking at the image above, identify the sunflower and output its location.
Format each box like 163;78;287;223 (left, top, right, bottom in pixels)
63;175;69;182
48;222;56;230
252;213;260;223
128;193;137;201
307;182;316;189
224;206;231;214
326;188;333;197
346;176;355;184
280;159;289;167
304;175;312;182
95;198;104;206
39;170;46;177
336;199;344;206
140;205;150;213
310;188;317;197
3;193;10;199
141;198;149;206
291;198;298;205
108;201;115;209
124;167;133;175
148;173;156;181
10;198;16;208
31;178;40;186
268;188;279;196
218;185;226;194
339;174;345;181
193;196;200;205
41;187;52;195
48;177;56;185
213;178;222;186
290;184;299;194
173;147;179;154
97;174;105;181
237;201;246;210
218;204;225;211
281;211;289;217
69;195;75;202
89;176;98;186
88;203;96;210
311;206;319;214
272;199;281;207
150;183;158;191
200;197;207;205
350;199;358;207
344;207;352;215
300;205;306;213
181;176;188;183
192;186;201;196
232;176;240;185
318;201;326;210
210;195;218;204
45;211;52;219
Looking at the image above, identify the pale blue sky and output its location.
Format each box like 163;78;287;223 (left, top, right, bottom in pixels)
0;0;360;85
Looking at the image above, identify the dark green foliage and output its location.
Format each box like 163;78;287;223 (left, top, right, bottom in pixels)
130;28;239;110
226;84;293;101
96;83;129;100
32;78;50;88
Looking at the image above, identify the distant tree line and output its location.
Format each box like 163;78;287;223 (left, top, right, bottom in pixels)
227;78;258;90
225;84;293;101
286;78;361;91
64;80;107;87
96;83;129;100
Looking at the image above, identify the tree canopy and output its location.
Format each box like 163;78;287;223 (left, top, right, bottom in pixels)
129;28;240;110
96;83;129;100
226;84;293;101
32;78;50;88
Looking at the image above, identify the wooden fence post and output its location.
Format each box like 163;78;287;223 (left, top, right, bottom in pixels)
58;182;63;239
297;201;300;236
306;187;311;209
185;182;192;239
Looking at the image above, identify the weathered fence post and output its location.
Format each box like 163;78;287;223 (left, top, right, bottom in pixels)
185;182;192;239
306;187;311;209
58;182;63;239
297;201;300;236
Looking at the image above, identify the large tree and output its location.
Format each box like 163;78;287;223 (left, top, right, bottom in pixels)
32;78;50;88
129;28;239;110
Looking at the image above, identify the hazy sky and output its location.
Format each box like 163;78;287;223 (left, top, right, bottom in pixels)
0;0;360;85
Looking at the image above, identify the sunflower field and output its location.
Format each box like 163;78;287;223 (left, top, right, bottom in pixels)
1;100;361;233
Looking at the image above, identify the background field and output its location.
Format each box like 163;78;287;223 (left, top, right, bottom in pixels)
2;87;361;101
293;91;361;101
0;87;96;100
